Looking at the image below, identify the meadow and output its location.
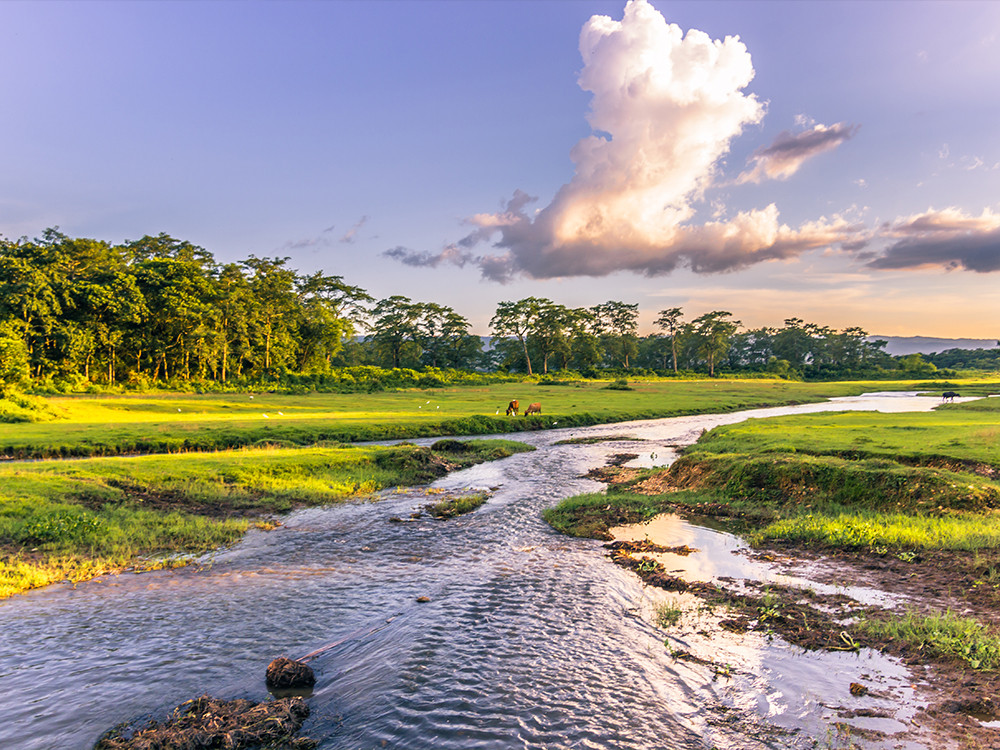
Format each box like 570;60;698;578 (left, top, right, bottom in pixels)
0;376;982;459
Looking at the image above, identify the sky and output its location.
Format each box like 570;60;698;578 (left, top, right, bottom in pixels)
1;0;998;337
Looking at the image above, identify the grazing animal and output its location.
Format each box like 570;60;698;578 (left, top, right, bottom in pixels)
942;391;960;402
506;399;519;416
523;402;541;416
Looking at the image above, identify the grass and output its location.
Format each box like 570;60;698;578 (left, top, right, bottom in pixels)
0;438;532;598
0;378;969;459
655;601;683;627
857;610;1000;671
424;492;490;519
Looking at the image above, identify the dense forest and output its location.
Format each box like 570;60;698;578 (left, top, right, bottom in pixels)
0;230;991;392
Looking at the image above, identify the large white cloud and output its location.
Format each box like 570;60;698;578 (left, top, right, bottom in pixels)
386;0;861;280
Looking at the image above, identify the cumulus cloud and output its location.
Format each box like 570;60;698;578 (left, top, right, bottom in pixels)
387;0;862;282
868;207;1000;272
737;122;859;184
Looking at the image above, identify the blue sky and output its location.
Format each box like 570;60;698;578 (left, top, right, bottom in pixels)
2;0;998;337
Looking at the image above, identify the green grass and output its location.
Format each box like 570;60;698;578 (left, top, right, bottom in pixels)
0;438;531;598
753;511;1000;552
655;602;683;627
0;378;966;459
692;393;1000;467
541;491;680;540
857;610;1000;671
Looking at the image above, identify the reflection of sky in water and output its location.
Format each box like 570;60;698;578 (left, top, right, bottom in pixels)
616;514;925;744
612;514;906;608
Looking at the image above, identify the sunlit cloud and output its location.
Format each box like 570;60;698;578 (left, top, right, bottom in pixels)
385;0;864;282
869;207;1000;272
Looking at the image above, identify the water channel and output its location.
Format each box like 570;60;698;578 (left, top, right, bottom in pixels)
0;393;953;749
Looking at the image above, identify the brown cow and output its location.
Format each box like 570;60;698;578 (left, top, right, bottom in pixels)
506;399;519;416
523;402;541;415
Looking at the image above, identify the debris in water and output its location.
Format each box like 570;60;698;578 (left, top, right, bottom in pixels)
94;695;315;750
416;596;431;603
850;682;869;697
266;657;316;690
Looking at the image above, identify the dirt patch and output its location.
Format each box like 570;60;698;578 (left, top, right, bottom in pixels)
94;695;316;750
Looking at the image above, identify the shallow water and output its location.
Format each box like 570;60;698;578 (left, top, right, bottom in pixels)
0;393;953;749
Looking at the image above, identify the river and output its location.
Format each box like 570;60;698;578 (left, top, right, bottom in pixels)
0;393;951;749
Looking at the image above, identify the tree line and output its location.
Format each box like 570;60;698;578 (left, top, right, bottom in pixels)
0;229;977;391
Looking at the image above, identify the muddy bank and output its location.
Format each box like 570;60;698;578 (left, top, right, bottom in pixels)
576;451;1000;748
94;695;315;750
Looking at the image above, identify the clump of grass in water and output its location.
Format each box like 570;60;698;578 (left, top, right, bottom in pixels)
857;609;1000;671
424;492;489;519
655;602;682;628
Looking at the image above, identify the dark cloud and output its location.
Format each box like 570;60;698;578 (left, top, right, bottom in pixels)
739;123;859;183
382;244;476;268
867;229;1000;272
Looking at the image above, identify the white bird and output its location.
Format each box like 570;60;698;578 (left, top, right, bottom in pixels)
263;414;269;418
278;411;284;415
426;400;430;404
177;408;181;412
249;395;254;399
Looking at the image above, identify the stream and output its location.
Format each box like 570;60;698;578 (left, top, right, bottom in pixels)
0;393;954;749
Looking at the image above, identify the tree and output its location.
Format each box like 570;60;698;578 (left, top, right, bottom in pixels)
654;307;684;373
0;323;29;393
529;302;573;374
489;297;549;375
591;301;639;369
242;256;300;374
369;295;422;368
689;311;741;376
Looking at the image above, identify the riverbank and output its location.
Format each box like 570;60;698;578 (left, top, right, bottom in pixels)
0;438;532;599
544;395;1000;747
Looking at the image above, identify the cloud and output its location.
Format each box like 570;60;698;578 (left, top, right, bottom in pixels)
868;207;1000;272
383;243;476;268
388;0;862;282
339;215;369;243
737;122;859;184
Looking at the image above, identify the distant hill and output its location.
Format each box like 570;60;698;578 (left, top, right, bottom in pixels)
868;336;999;356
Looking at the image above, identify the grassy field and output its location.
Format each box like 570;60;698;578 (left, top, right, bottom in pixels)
0;438;531;598
0;377;984;458
547;394;1000;551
